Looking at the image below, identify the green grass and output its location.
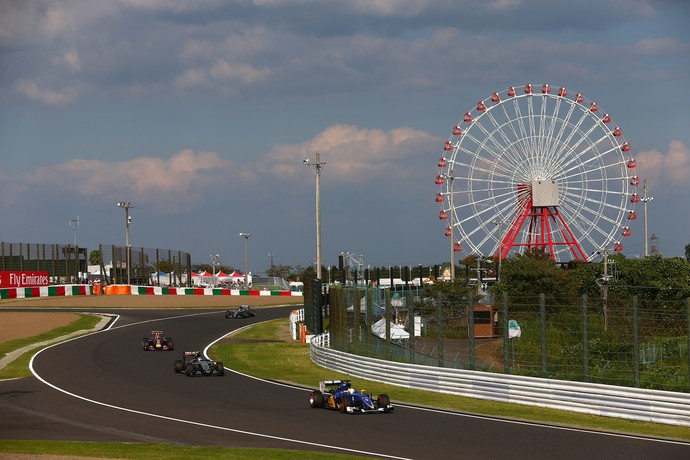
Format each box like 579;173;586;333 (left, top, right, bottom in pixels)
210;319;690;443
0;313;101;379
0;440;363;459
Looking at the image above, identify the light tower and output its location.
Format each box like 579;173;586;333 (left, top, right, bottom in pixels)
239;233;251;287
209;254;220;288
303;153;326;280
117;202;133;285
69;216;80;247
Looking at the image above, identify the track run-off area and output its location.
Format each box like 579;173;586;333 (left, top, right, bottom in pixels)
1;304;689;459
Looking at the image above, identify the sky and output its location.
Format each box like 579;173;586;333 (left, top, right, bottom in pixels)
1;0;689;275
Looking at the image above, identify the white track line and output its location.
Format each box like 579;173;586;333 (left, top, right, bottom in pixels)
30;312;411;460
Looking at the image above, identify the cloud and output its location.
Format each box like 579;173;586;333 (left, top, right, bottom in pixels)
56;49;82;72
263;124;435;184
14;80;79;106
634;38;690;55
2;124;436;213
18;149;234;213
209;59;271;85
636;140;690;191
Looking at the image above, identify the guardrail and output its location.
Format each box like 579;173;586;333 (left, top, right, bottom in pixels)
309;332;690;427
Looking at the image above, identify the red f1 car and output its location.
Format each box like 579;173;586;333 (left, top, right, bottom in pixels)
142;330;174;351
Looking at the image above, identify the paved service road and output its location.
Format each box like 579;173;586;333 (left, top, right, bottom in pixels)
2;306;689;459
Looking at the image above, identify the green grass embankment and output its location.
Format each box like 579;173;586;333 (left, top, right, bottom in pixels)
210;318;690;443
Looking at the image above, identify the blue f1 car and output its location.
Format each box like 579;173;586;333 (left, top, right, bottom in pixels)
309;379;393;414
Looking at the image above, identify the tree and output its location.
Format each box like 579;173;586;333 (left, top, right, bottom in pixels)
266;264;293;279
491;249;577;311
611;254;690;302
89;250;102;266
685;243;690;262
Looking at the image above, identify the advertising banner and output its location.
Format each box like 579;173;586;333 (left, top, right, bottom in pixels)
0;271;50;288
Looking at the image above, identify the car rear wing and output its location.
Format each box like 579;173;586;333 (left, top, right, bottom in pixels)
182;351;201;361
319;379;351;393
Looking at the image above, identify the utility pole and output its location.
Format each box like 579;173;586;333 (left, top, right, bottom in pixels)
641;180;653;257
448;171;455;280
473;256;488;295
493;219;506;281
596;248;612;332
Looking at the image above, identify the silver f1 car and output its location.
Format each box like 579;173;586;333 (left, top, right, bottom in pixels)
174;351;224;377
309;380;393;414
225;304;256;319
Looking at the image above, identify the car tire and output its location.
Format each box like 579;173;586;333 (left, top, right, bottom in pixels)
173;360;184;373
168;340;174;351
339;396;351;414
185;364;194;377
377;394;390;408
216;361;224;376
309;390;324;408
225;311;231;318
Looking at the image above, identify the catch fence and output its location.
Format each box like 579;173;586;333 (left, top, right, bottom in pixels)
324;285;690;392
1;242;87;283
0;242;191;287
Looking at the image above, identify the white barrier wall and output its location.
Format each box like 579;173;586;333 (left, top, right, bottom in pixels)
309;332;690;427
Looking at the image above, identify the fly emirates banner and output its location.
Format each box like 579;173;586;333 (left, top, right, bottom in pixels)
0;271;50;288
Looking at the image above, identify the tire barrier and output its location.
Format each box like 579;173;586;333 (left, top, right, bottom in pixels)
0;285;90;299
0;284;303;299
106;285;303;297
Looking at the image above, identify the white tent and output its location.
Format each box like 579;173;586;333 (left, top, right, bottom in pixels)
371;317;410;340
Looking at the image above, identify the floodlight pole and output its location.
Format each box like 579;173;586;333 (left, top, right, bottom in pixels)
303;153;326;280
210;254;219;288
239;233;251;287
69;216;79;248
117;202;133;285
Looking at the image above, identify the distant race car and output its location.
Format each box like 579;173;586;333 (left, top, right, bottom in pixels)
173;351;224;377
309;380;393;414
225;304;256;319
142;330;174;351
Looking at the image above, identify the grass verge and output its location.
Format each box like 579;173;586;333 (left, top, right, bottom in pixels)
210;318;690;443
0;440;363;459
0;314;102;380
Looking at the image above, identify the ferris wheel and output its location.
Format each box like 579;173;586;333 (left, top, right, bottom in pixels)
436;83;639;263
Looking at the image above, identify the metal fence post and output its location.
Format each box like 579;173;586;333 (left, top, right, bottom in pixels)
385;288;391;360
468;293;475;370
687;298;690;390
407;288;415;364
437;291;444;367
582;294;589;382
502;292;510;374
540;293;547;377
633;295;640;387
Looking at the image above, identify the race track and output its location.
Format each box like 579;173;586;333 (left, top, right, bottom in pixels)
2;306;689;459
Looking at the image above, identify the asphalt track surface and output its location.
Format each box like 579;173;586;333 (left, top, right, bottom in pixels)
1;306;689;459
